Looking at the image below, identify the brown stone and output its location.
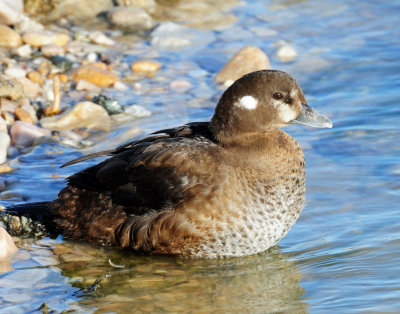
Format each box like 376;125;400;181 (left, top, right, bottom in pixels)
0;77;24;100
0;25;22;48
131;60;162;73
14;107;34;124
72;65;120;88
27;71;44;85
22;31;70;48
215;46;270;86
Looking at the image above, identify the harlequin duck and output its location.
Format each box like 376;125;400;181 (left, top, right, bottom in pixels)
10;70;332;258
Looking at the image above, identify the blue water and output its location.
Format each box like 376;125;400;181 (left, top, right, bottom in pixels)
1;0;400;312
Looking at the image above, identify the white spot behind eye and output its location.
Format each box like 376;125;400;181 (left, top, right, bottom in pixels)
235;95;258;110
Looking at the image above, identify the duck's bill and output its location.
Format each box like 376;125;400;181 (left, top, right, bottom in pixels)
291;103;332;128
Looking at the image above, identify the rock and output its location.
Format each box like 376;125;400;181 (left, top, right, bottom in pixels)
0;25;22;48
72;65;121;88
107;6;154;30
113;81;128;91
0;116;7;133
18;99;37;123
15;15;44;33
129;0;156;11
27;71;44;85
0;0;23;25
125;105;151;118
0;131;10;164
0;77;24;100
14;107;33;124
276;45;297;62
41;43;65;57
131;60;162;73
76;79;101;93
91;95;124;115
215;46;270;86
0;227;17;260
66;40;84;55
40;101;111;132
49;55;73;71
89;31;115;46
1;111;14;125
22;31;70;48
169;80;193;93
10;121;51;147
16;77;41;97
48;73;68;84
0;98;18;113
4;66;27;78
14;44;32;58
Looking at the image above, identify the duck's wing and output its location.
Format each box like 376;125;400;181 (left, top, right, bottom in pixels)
64;122;217;213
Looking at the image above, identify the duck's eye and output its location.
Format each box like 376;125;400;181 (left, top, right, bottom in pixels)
273;92;283;100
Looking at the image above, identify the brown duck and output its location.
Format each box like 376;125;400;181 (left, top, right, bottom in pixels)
8;70;332;258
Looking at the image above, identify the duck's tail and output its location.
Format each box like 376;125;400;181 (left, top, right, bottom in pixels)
1;202;54;238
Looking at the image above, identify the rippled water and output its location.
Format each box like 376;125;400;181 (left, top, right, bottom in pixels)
1;0;400;312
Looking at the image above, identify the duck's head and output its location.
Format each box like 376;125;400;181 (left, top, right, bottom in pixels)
211;70;332;144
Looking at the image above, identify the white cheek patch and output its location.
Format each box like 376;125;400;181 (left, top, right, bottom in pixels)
279;103;297;122
235;95;258;110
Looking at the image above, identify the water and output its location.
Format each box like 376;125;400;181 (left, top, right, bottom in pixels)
1;0;400;312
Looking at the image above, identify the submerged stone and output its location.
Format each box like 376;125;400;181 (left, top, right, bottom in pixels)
91;95;124;115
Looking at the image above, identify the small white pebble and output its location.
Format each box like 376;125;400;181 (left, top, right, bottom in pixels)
113;81;129;91
276;45;297;62
169;79;192;93
86;52;98;63
5;66;27;78
15;44;32;58
89;31;115;46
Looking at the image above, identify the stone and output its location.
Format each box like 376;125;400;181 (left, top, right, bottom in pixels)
113;81;128;91
4;66;27;78
0;77;24;100
72;65;121;88
16;77;41;97
48;73;68;84
0;98;18;113
76;79;101;93
0;25;22;48
1;111;14;125
124;104;151;118
276;45;297;62
14;44;32;58
0;116;7;133
89;31;115;46
0;227;17;260
107;6;154;30
0;0;23;25
14;107;33;124
49;55;73;71
19;101;37;123
10;121;51;147
40;101;111;132
0;131;10;164
41;43;65;57
91;95;124;115
215;46;270;86
131;60;162;73
27;71;44;85
22;31;70;48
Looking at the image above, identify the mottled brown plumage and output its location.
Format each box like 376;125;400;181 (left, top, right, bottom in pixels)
47;70;332;258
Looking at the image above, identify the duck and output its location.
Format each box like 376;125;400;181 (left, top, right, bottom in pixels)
8;70;332;259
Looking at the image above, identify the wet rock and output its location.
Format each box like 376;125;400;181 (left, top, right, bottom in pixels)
19;99;37;123
276;45;297;62
169;79;192;93
14;44;32;58
150;22;215;51
66;40;84;55
48;73;68;84
14;107;34;124
0;98;18;113
0;131;10;164
27;71;44;85
49;55;73;71
124;104;151;118
76;79;101;93
107;6;154;30
0;77;24;100
40;101;111;132
215;46;270;86
0;25;22;48
16;77;41;97
0;0;23;25
1;111;14;126
22;31;70;48
0;116;7;133
4;66;27;78
10;121;51;147
113;81;128;91
41;43;65;57
0;227;17;260
91;95;124;115
131;60;162;74
89;31;115;46
72;65;121;88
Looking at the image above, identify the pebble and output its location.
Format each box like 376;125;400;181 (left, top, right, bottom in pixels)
131;60;162;74
19;101;37;123
0;25;22;48
0;77;24;100
16;77;42;97
66;40;84;55
0;116;7;133
14;107;34;124
0;0;22;25
124;104;151;118
107;6;154;30
22;31;71;48
0;131;10;164
169;79;193;93
215;46;271;86
72;65;121;88
41;43;65;57
91;95;124;115
76;79;101;93
276;45;297;62
40;101;111;132
1;111;14;125
4;66;27;78
50;55;73;71
89;31;115;46
0;227;17;260
0;98;18;113
113;81;128;91
10;121;51;147
48;73;68;84
14;44;32;58
27;71;44;85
